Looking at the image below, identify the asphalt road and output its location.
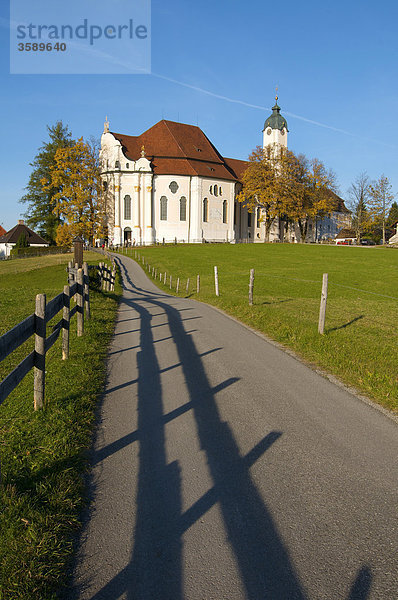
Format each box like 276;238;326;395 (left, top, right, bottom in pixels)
67;254;398;600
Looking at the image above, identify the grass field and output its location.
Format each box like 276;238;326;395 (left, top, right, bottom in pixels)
0;252;120;600
118;243;398;413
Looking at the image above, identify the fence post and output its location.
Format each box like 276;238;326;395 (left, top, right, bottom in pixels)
77;268;84;337
34;293;46;410
99;262;103;290
83;262;90;319
249;268;255;306
155;268;157;279
176;277;180;294
68;261;73;285
170;275;172;289
214;266;219;297
111;264;116;291
62;285;70;360
164;272;167;284
318;273;328;335
160;273;162;282
186;278;190;293
197;274;200;294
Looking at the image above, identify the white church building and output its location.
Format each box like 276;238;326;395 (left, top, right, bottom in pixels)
100;99;350;246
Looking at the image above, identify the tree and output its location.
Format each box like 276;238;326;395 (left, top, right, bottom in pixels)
236;145;282;241
387;201;398;227
368;175;395;244
43;137;105;246
347;172;371;243
238;146;338;243
14;232;29;248
272;151;337;243
20;122;74;244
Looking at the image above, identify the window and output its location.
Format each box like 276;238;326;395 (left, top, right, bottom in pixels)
219;187;222;195
126;163;129;169
115;161;120;169
214;184;218;196
180;196;187;221
203;198;208;222
210;186;213;195
248;212;252;227
124;195;131;220
256;208;261;228
169;181;179;194
160;196;168;220
222;200;227;223
103;181;108;192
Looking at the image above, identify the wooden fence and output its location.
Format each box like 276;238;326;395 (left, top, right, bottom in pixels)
129;250;331;335
0;262;94;411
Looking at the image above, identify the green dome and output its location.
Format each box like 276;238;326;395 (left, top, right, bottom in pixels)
263;98;289;132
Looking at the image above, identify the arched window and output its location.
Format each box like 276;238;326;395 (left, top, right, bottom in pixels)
180;196;187;221
124;195;131;220
219;186;222;195
203;198;208;222
256;208;261;228
160;196;168;220
126;163;129;169
115;161;120;169
222;200;227;223
210;185;213;195
169;181;179;194
214;184;218;197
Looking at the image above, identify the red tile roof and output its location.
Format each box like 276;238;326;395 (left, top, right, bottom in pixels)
0;225;6;237
0;223;49;245
111;120;247;182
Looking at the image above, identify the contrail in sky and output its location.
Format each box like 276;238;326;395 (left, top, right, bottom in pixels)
152;72;398;148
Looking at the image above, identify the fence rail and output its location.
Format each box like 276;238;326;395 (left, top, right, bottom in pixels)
0;262;94;408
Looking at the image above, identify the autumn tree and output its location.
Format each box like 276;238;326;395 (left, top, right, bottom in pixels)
20;122;74;244
237;145;281;241
347;173;371;243
44;137;106;246
238;145;338;243
368;175;395;244
293;157;339;242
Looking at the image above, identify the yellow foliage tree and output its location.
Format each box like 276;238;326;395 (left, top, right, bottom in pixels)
238;145;338;242
43;137;108;245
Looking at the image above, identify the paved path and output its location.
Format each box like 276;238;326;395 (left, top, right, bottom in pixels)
67;255;398;600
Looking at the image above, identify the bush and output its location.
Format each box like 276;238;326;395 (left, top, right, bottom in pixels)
10;246;71;257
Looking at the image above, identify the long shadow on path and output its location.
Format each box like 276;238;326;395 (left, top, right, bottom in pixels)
84;257;373;600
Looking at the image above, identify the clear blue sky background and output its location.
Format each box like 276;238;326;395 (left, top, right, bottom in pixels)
1;0;398;231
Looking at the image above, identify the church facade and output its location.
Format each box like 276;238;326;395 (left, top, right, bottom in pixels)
100;100;350;246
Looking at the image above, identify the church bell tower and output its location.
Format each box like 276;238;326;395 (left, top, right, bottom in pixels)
262;95;289;150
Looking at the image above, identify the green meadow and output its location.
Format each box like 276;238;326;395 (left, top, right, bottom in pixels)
121;243;398;413
0;252;120;599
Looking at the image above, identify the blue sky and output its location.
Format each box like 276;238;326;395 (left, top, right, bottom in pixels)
1;0;398;231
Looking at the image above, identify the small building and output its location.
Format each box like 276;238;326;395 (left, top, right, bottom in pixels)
0;220;49;257
388;221;398;245
335;228;357;245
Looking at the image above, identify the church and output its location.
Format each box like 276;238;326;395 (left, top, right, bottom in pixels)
100;99;350;246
